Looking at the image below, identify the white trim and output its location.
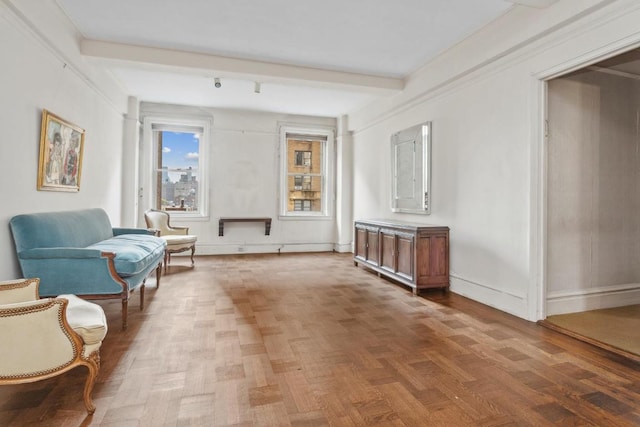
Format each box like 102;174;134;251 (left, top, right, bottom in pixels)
195;242;334;255
546;284;640;315
530;2;640;322
450;274;529;319
1;0;125;114
333;243;352;253
278;124;335;219
528;78;548;321
140;115;212;221
350;1;630;135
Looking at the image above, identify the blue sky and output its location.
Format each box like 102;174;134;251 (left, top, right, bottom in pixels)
161;131;199;169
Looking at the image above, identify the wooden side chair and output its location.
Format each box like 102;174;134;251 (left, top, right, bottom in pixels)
144;209;197;272
0;278;107;414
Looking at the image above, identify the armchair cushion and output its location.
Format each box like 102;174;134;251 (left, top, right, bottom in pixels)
59;294;108;345
163;234;198;248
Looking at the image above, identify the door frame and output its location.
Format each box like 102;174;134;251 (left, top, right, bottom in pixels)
531;40;640;321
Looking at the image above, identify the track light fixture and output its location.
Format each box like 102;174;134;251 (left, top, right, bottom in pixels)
214;77;221;88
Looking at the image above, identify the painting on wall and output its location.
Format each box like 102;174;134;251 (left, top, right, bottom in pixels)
37;109;85;192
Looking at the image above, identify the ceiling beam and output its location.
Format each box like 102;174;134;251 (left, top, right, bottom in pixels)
80;39;404;94
506;0;559;8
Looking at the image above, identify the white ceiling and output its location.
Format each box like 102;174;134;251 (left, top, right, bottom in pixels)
55;0;555;117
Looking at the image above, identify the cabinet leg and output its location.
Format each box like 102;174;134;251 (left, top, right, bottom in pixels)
412;288;418;296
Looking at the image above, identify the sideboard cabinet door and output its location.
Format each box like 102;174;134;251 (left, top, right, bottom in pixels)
354;223;380;266
366;229;379;265
416;230;449;287
380;229;396;273
396;233;414;281
354;226;368;262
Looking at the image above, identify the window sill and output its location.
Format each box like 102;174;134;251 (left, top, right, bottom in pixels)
278;215;333;221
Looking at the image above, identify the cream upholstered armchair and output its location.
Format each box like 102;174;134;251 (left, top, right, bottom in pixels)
144;209;197;272
0;278;107;414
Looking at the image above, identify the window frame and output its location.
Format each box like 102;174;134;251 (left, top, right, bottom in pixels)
279;124;334;219
141;116;211;219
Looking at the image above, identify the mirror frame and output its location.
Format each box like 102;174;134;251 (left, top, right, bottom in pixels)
390;121;431;214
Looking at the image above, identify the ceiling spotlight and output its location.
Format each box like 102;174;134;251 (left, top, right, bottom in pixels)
214;78;221;88
254;81;261;94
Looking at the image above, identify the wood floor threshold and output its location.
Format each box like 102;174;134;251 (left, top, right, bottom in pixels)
538;319;640;363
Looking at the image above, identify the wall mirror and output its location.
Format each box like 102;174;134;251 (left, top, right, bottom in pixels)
391;121;431;214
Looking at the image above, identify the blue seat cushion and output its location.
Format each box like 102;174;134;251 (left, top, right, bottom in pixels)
87;234;166;277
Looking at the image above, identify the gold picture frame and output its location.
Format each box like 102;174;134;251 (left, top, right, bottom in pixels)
37;109;85;192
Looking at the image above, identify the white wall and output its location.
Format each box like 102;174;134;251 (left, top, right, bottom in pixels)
349;0;640;320
138;103;338;255
0;1;128;279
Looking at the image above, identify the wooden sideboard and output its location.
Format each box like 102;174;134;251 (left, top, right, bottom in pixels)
354;219;449;295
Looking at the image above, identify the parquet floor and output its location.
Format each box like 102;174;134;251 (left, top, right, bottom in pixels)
1;252;640;426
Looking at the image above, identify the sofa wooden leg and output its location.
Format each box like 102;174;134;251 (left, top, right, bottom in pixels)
140;283;145;311
121;298;128;330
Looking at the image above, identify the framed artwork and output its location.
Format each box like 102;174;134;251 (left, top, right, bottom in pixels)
37;109;85;192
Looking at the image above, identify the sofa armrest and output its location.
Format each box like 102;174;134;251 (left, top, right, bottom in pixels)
16;251;128;297
113;227;154;236
18;248;104;259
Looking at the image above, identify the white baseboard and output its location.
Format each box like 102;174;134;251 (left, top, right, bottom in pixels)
450;273;530;320
193;243;335;256
333;243;352;253
546;283;640;316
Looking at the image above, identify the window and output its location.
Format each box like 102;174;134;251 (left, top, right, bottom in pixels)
143;117;210;217
295;151;312;166
294;199;313;211
280;125;334;218
302;175;312;190
293;175;311;190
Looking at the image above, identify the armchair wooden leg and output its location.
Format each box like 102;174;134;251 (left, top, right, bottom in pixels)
163;251;168;273
82;352;100;415
190;245;196;265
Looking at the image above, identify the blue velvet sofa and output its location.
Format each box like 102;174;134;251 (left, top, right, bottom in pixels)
9;208;166;329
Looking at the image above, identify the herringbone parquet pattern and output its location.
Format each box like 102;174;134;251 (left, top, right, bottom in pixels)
1;252;639;426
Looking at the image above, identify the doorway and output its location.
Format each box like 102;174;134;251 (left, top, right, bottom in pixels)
543;48;640;359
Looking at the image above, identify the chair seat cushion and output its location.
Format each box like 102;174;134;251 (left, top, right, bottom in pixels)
59;294;108;345
163;235;197;245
